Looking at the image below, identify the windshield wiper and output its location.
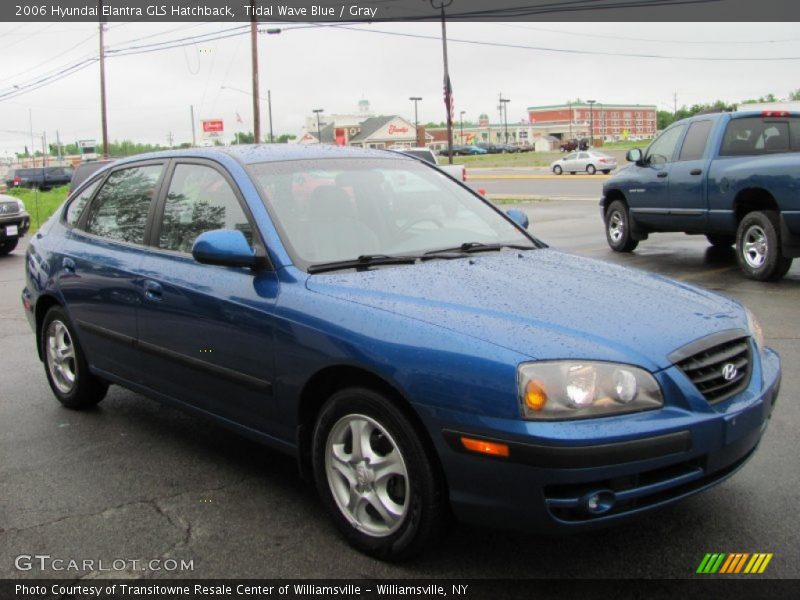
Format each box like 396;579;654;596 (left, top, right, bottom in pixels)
307;254;419;274
424;242;536;256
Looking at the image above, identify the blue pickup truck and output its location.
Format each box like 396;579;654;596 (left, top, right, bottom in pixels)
601;111;799;280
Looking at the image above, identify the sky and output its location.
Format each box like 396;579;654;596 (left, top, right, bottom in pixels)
1;20;799;157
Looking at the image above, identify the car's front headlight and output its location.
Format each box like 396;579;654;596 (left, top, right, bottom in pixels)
16;200;25;212
518;361;663;420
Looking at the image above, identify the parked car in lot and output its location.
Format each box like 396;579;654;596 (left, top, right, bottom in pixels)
551;150;617;175
439;144;487;156
23;146;780;560
0;193;30;255
69;159;115;193
602;110;800;280
476;142;499;154
494;143;520;153
5;166;73;191
393;147;465;181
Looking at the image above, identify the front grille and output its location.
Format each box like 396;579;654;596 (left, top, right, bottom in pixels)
676;336;751;404
0;201;19;215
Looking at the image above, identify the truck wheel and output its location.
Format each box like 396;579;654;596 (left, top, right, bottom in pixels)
312;387;447;560
41;306;108;409
586;164;597;175
553;165;563;175
605;200;639;252
736;211;793;281
0;239;18;255
706;234;735;248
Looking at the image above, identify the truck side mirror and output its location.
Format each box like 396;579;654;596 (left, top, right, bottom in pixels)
626;148;643;163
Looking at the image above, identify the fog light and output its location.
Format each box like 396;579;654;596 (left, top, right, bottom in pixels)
581;490;615;515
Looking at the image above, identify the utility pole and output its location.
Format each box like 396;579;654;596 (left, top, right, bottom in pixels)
56;130;62;161
568;101;573;139
267;89;274;143
29;109;35;165
250;0;260;144
409;96;422;145
587;99;596;147
167;131;174;148
432;0;454;164
190;105;196;147
99;3;109;158
42;132;48;168
459;110;465;144
673;92;677;118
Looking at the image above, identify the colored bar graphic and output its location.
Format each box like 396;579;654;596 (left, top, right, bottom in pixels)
702;552;773;574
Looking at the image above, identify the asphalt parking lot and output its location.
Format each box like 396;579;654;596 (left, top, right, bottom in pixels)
1;199;798;580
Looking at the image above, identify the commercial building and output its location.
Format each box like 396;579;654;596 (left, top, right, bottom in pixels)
527;103;658;140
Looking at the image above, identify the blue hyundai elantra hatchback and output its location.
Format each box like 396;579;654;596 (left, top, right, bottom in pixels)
22;146;780;560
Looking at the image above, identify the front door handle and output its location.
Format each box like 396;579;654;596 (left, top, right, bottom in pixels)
657;171;668;178
690;168;702;176
62;257;76;273
143;280;163;302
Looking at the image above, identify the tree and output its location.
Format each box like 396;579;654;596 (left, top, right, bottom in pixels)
276;134;296;143
790;89;800;101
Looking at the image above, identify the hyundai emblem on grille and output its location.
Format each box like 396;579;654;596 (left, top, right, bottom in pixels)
722;363;738;381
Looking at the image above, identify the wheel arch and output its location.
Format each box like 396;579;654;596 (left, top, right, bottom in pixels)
34;294;62;361
601;188;628;213
295;364;446;488
733;188;778;223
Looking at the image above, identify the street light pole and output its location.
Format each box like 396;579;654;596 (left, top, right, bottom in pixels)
587;99;596;147
459;110;465;144
432;0;454;164
499;97;510;144
313;109;324;144
409;96;422;145
98;3;109;158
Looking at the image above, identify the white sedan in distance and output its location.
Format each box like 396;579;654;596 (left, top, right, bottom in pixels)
550;151;617;175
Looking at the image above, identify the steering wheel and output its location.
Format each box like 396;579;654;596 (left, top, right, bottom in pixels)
398;217;444;233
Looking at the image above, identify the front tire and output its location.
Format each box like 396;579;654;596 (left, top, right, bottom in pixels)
605;200;639;252
0;238;19;255
41;306;108;409
553;165;563;175
312;387;447;560
736;211;793;281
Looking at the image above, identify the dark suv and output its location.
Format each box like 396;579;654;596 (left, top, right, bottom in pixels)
0;194;31;255
5;166;74;191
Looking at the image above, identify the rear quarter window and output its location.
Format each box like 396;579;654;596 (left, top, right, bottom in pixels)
720;117;798;156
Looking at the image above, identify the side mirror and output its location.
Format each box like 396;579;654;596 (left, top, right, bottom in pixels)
626;148;643;163
506;209;529;230
192;229;260;268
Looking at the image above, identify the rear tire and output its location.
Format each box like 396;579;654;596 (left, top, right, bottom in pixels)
706;234;735;248
586;164;597;175
736;211;793;281
0;239;18;255
312;387;447;561
41;306;108;409
605;200;639;252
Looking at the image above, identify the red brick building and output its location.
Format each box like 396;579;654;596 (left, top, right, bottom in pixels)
527;103;658;140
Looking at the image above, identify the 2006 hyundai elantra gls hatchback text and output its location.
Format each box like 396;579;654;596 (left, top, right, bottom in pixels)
22;146;780;560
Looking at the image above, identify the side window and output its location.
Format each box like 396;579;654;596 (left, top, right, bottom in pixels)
578;153;589;159
84;165;163;244
678;120;713;161
645;125;685;164
564;153;577;160
65;179;101;227
158;164;252;254
720;117;797;156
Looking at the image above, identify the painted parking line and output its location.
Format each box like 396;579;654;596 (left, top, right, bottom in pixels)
468;175;611;180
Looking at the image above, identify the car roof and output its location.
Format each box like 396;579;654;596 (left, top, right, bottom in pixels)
107;144;410;168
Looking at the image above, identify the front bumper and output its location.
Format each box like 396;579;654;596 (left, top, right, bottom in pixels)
0;211;31;240
429;347;781;533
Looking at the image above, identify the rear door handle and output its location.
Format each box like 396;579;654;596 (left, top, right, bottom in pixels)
62;257;76;273
656;171;668;178
690;168;702;176
143;280;163;302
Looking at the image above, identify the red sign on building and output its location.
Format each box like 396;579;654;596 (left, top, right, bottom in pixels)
202;119;224;133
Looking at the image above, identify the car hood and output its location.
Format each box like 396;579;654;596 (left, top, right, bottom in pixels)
305;250;746;371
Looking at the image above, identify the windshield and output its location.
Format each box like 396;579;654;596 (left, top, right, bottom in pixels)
247;157;534;270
